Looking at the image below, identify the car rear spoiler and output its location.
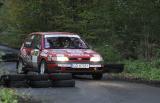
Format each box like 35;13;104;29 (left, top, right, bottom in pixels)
103;64;124;73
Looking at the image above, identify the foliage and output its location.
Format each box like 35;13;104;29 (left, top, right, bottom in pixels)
1;0;160;61
0;89;18;103
93;44;122;62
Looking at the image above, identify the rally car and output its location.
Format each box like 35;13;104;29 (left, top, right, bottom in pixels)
17;32;104;79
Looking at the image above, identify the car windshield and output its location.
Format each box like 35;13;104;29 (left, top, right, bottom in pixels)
44;36;89;49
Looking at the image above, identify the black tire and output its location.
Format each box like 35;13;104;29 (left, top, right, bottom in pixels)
29;80;52;88
39;60;48;74
52;80;75;87
17;59;25;74
92;74;103;80
27;71;39;75
49;73;72;81
26;74;49;81
3;74;26;81
6;81;29;88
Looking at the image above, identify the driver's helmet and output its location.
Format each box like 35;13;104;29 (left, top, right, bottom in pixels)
63;38;70;48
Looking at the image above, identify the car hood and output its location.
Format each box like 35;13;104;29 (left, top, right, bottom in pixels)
46;49;98;57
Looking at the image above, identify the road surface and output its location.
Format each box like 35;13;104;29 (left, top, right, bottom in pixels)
0;62;160;103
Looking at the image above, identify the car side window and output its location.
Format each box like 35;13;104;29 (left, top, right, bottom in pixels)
24;35;35;48
33;35;41;49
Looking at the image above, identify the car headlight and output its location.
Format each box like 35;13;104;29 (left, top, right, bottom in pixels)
90;55;102;62
56;56;69;62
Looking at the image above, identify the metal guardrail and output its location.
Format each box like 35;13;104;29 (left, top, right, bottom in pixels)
104;64;124;73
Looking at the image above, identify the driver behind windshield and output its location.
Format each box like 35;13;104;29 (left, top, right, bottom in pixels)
45;37;88;49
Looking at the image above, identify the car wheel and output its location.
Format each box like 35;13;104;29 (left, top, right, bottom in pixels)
92;73;103;80
39;60;47;74
17;59;24;74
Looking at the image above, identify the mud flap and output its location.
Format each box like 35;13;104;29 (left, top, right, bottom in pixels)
103;64;124;73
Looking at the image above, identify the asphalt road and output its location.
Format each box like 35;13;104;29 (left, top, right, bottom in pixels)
1;62;160;103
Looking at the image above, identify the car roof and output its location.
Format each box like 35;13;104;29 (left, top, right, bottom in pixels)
31;32;76;35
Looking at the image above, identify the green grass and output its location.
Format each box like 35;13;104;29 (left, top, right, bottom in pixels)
122;60;160;81
0;88;18;103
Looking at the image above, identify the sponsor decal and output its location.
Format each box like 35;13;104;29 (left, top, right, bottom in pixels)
85;50;94;53
45;35;80;38
48;55;52;61
58;64;71;67
43;50;48;53
68;54;90;56
32;49;39;63
33;51;39;56
40;52;47;57
22;49;27;56
56;54;65;57
78;58;82;60
90;65;101;67
66;50;83;54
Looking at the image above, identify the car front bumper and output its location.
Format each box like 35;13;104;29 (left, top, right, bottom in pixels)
47;61;104;74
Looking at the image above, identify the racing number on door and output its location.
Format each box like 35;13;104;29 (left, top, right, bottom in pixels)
32;50;39;63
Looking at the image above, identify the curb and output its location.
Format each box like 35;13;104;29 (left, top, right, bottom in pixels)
106;75;160;87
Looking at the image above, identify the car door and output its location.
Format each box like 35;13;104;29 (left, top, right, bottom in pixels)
31;34;42;68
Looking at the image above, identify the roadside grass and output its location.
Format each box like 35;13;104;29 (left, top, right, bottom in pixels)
94;44;160;81
0;88;40;103
0;65;40;103
0;88;18;103
119;60;160;81
0;63;18;103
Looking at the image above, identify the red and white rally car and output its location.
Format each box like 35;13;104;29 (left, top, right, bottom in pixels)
17;32;104;79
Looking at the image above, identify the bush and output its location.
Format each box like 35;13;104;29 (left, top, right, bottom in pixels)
94;44;122;62
0;33;26;48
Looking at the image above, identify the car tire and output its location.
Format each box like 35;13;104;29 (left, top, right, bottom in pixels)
92;73;103;80
17;59;25;74
27;71;39;75
3;74;26;81
6;81;29;88
49;73;72;81
52;80;75;87
26;74;49;81
29;80;52;88
39;60;48;74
